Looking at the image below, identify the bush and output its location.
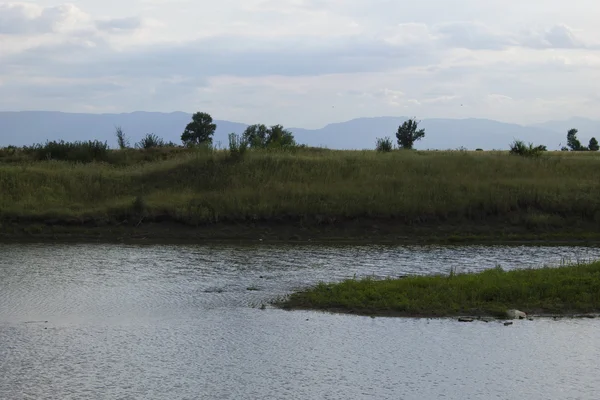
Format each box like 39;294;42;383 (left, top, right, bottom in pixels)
136;134;165;149
228;133;248;159
25;140;109;163
509;140;546;158
375;137;393;152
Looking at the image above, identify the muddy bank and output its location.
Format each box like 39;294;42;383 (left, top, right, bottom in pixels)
2;216;600;244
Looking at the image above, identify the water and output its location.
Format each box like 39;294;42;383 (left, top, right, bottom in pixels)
1;243;600;399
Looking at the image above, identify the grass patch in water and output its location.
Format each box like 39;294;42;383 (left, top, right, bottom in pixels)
279;261;600;317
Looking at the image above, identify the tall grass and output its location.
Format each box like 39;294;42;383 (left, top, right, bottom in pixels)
279;261;600;317
24;140;110;163
1;149;600;228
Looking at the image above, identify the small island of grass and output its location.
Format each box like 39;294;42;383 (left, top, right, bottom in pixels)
278;261;600;318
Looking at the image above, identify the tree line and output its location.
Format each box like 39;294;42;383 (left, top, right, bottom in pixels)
117;111;297;151
375;118;600;155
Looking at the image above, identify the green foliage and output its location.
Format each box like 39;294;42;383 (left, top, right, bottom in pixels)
396;118;425;149
567;128;585;151
242;124;296;149
375;137;393;152
115;126;129;149
136;133;165;149
228;133;248;159
509;140;546;157
280;261;600;317
181;112;217;146
243;124;269;148
24;140;109;163
589;137;599;152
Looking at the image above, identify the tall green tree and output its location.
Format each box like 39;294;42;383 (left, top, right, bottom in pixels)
243;124;269;148
566;128;583;151
266;124;295;148
181;112;216;146
396;118;425;149
589;137;599;151
243;124;296;149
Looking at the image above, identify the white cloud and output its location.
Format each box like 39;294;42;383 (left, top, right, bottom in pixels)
2;0;600;125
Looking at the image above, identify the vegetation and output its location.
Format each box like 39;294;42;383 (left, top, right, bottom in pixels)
115;126;129;149
2;112;600;241
278;261;600;317
565;128;598;151
375;137;394;152
242;124;296;149
181;112;216;146
396;118;425;149
2;147;600;240
228;132;249;158
136;133;167;149
23;140;110;163
509;140;547;157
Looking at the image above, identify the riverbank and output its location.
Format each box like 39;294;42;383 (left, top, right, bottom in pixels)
3;218;600;244
277;261;600;318
2;148;600;242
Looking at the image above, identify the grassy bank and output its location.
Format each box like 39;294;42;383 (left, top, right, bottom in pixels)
2;148;600;241
278;261;600;317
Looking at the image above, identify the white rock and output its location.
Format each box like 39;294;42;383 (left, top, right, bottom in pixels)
506;309;527;319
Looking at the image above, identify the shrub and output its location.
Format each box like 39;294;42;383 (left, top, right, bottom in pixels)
25;140;109;163
228;133;248;159
136;134;165;149
375;137;393;152
509;140;546;157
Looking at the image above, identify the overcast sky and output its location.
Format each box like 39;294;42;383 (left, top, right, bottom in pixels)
1;0;599;128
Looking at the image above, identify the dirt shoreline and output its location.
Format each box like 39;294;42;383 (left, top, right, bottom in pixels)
2;218;600;245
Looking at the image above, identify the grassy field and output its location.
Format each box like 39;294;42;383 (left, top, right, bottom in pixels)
278;261;600;317
1;147;600;240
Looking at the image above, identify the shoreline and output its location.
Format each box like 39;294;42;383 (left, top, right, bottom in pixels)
2;219;600;245
276;306;600;321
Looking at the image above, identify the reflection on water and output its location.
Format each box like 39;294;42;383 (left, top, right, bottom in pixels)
1;243;599;399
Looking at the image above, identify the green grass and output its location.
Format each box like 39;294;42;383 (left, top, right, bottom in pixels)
1;147;600;238
278;261;600;317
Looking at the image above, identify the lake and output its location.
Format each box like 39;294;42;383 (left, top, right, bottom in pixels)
1;243;599;399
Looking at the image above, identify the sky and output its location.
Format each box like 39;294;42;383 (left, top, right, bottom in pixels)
1;0;600;128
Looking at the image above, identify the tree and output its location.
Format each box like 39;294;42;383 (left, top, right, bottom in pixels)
396;118;425;149
243;124;296;149
115;126;129;149
243;124;269;148
567;128;583;151
589;137;599;151
266;124;295;148
181;112;216;146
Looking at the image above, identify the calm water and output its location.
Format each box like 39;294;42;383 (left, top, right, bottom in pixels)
1;243;600;399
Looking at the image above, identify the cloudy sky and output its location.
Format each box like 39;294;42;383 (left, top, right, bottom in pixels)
1;0;599;128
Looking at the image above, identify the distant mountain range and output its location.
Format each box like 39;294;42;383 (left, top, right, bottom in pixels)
1;111;599;150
